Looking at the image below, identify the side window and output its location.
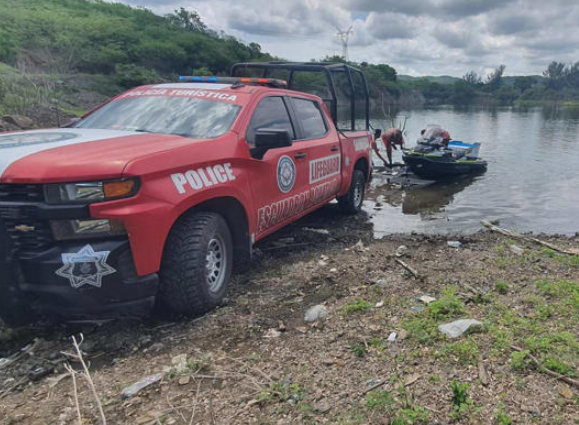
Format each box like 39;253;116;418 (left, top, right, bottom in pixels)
246;97;294;146
291;98;328;140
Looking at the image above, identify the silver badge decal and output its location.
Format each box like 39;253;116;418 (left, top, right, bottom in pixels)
55;245;116;289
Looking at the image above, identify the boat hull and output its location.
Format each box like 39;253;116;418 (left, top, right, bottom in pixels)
403;152;487;180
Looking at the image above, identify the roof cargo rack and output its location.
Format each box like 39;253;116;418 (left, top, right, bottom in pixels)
231;62;370;131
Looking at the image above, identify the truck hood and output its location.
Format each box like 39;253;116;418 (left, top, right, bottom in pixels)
0;128;196;183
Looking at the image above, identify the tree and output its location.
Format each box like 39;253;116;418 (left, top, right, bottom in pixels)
513;76;536;93
166;7;206;32
485;65;505;91
462;71;481;85
248;42;262;57
323;55;347;63
452;80;476;104
564;62;579;88
543;61;566;89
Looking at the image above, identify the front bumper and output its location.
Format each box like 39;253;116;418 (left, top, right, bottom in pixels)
0;236;159;322
0;188;159;323
19;240;158;319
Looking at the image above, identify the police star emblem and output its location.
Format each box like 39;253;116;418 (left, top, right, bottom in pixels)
55;245;116;289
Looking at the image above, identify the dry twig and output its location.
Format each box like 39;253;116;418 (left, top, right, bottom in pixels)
511;345;579;389
64;363;82;425
478;357;489;386
363;380;386;394
188;380;202;425
395;258;420;279
71;334;107;424
481;220;579;255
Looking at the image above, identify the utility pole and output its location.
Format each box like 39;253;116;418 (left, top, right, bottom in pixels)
336;26;353;61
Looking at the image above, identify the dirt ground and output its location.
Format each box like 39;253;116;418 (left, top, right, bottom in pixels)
1;205;578;425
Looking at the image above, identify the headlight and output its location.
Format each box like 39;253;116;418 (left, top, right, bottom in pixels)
51;219;126;241
45;178;139;204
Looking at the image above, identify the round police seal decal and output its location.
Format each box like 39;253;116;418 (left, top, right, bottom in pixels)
277;155;296;193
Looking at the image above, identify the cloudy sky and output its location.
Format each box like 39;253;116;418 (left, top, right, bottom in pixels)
112;0;579;77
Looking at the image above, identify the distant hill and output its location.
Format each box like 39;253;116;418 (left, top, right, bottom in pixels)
501;75;545;86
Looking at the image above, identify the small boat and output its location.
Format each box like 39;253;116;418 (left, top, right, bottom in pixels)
402;141;487;180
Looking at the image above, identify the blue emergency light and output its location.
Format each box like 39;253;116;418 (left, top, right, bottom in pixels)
178;76;287;88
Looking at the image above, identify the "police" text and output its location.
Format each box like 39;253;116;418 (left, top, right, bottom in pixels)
171;163;235;194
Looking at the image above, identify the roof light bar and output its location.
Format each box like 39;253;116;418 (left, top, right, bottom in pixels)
178;76;287;88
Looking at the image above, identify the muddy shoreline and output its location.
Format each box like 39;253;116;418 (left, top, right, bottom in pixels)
1;206;578;424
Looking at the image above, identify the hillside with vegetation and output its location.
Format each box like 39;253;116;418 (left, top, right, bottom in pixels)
0;0;274;125
383;63;579;107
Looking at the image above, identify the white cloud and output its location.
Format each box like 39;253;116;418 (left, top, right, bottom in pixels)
107;0;579;76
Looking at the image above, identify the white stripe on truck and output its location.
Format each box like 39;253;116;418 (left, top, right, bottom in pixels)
0;128;141;179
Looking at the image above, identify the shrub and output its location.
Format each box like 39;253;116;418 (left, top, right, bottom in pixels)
115;64;161;88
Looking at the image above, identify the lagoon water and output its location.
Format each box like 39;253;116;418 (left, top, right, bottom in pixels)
365;106;579;237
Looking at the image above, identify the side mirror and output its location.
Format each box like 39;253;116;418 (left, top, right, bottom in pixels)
250;128;292;159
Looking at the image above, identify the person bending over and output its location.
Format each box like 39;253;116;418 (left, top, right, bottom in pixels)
372;128;405;167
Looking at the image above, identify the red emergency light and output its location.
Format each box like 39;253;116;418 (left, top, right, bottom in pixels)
179;76;287;88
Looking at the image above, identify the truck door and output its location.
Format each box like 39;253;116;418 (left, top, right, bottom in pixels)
287;96;342;207
245;96;310;236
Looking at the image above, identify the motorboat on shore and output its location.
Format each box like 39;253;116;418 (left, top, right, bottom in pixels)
402;140;487;180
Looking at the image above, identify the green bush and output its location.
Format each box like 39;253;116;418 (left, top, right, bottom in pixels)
115;64;161;89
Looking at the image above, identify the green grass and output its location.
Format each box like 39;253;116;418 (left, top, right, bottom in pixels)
496;280;509;294
541;249;579;268
259;381;305;404
366;388;429;424
402;315;439;343
366;390;395;411
495;403;512;425
428;286;465;319
440;339;480;364
350;344;367;358
342;299;373;315
391;406;429;425
450;380;477;420
510;350;532;370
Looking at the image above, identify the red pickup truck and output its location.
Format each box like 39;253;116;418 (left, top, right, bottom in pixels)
0;62;373;326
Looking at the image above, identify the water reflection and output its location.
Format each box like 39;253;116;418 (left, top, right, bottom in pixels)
363;105;579;236
369;173;478;216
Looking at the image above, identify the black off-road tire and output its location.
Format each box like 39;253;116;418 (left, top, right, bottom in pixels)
159;212;232;316
338;170;366;214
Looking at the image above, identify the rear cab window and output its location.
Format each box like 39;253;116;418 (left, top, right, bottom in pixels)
246;96;295;146
289;97;328;140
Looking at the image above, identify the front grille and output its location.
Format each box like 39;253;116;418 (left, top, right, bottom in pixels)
0;185;54;251
0;184;44;203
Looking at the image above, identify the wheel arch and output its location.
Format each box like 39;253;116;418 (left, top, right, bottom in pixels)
354;156;370;182
167;196;252;274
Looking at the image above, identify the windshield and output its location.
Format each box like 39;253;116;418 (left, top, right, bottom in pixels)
76;96;241;139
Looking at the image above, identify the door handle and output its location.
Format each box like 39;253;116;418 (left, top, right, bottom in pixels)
294;153;307;159
331;146;339;152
